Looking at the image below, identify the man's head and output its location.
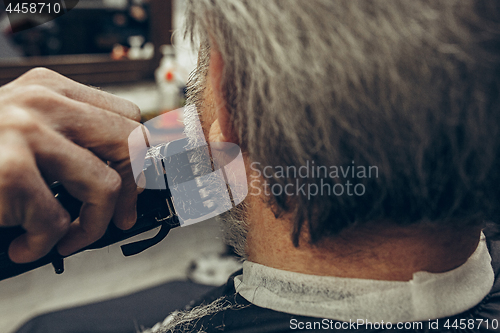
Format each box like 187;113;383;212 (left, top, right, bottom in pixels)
183;0;500;254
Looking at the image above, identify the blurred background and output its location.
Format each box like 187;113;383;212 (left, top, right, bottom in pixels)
0;1;241;332
0;0;198;119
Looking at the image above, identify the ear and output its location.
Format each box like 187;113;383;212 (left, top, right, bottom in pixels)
208;46;239;144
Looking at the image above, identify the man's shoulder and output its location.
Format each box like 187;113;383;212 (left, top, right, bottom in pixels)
185;277;318;333
180;271;323;332
184;234;500;333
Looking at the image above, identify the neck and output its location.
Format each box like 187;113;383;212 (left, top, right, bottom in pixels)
245;197;482;281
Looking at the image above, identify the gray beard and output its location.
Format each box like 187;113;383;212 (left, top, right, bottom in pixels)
140;207;248;333
143;297;243;333
143;41;250;333
217;202;249;259
183;85;249;259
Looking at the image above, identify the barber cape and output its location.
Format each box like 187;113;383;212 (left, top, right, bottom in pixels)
158;227;500;332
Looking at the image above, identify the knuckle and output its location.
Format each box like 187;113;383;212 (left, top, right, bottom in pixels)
18;85;58;107
0;107;45;138
21;83;52;95
22;67;56;81
101;170;122;199
56;206;71;225
1;85;59;113
0;148;32;189
51;209;71;236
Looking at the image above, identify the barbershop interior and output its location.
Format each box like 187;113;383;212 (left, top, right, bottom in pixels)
1;1;499;332
0;1;242;332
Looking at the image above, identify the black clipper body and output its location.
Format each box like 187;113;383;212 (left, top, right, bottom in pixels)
0;137;210;281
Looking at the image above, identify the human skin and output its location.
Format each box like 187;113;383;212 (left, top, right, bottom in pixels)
0;68;141;263
202;45;483;281
0;59;482;279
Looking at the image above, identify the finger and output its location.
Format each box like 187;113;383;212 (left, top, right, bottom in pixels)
0;130;70;263
109;160;138;230
51;97;140;230
10;88;141;229
6;68;141;121
20;87;140;163
29;126;122;256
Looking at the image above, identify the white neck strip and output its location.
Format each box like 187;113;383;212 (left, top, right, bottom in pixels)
234;235;494;322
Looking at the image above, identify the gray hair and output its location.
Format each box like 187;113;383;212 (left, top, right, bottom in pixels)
184;0;500;245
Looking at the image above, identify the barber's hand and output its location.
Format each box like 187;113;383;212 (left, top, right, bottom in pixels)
0;68;142;263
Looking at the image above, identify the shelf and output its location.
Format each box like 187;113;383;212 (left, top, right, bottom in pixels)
0;54;153;85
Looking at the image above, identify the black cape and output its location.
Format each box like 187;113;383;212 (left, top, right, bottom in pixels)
15;228;500;333
182;232;500;332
